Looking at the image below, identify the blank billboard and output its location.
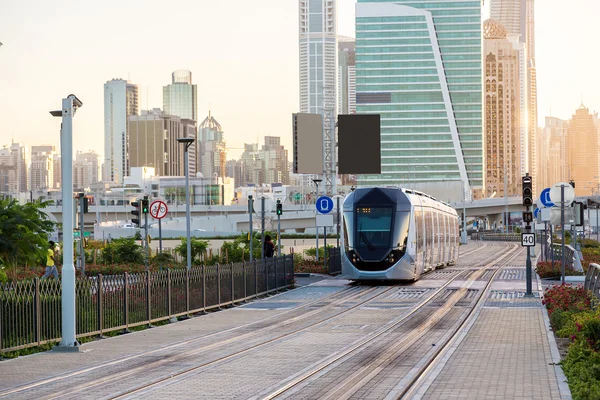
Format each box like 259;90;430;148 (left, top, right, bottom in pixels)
338;114;381;174
293;113;323;174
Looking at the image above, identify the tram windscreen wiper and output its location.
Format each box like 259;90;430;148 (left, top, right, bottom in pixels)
360;232;375;251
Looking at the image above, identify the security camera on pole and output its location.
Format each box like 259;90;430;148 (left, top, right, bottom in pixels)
521;173;534;296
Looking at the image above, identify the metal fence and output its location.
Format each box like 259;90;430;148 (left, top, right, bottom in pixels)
585;263;600;299
0;255;294;353
548;243;584;272
328;247;342;275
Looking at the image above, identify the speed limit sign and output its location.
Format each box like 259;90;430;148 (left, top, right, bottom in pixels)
150;200;168;219
521;233;535;247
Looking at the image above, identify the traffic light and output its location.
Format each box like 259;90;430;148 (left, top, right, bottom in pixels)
141;197;149;214
83;197;89;213
522;174;533;207
131;200;140;226
276;200;282;216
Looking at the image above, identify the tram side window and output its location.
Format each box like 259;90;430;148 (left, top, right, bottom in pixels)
425;208;432;263
415;208;422;255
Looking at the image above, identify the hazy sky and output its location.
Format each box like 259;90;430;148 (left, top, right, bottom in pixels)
0;0;598;161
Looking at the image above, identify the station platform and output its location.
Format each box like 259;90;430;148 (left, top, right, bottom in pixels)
0;242;572;399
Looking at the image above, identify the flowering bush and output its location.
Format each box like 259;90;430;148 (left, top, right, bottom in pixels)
294;260;329;275
542;284;592;317
536;261;583;279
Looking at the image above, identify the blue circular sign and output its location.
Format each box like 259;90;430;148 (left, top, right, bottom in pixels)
316;196;334;214
540;188;555;208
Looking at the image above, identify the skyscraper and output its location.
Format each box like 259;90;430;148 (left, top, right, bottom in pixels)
74;150;100;189
539;116;569;190
338;36;356;115
490;0;538;195
567;105;600;197
163;70;198;122
197;112;226;179
30;146;56;190
355;1;483;201
104;79;139;184
483;20;522;198
299;0;337;115
129;109;197;177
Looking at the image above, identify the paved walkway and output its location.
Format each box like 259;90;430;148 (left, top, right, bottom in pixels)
0;241;572;399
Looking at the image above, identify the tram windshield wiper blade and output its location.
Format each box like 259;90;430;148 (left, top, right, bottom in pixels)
360;232;375;251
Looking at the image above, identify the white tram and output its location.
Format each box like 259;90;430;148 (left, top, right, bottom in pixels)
341;187;460;281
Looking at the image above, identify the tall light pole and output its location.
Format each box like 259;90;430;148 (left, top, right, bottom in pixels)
177;137;195;270
50;94;83;351
312;178;322;260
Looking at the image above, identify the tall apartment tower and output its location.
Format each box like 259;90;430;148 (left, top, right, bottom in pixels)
490;0;538;195
355;1;483;202
338;36;356;115
74;151;100;189
567;105;600;197
540;116;569;190
299;0;337;115
104;79;139;184
163;70;198;122
30;145;56;191
260;136;290;185
483;20;522;198
197;112;226;179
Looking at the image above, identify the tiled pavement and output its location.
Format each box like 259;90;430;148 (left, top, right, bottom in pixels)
0;242;572;399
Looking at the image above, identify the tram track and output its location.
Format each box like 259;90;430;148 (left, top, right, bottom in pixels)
259;243;522;399
0;241;501;400
104;243;514;399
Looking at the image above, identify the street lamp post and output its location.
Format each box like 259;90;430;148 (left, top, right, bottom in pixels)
50;94;83;351
177;137;195;270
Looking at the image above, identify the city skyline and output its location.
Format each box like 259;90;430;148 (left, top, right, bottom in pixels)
0;0;598;163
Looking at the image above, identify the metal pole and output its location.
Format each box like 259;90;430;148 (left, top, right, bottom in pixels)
79;195;85;276
526;217;532;296
57;95;79;350
249;196;253;261
551;224;554;267
323;227;327;267
461;181;467;244
185;148;191;270
261;196;265;259
336;197;340;248
316;182;319;261
561;184;565;284
504;166;508;234
159;218;163;253
597;204;599;242
144;205;149;269
277;210;281;257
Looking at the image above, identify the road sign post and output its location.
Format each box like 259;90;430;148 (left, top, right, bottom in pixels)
150;200;168;254
316;196;334;263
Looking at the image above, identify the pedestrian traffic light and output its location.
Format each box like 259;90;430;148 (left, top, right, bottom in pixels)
141;197;149;214
83;197;89;213
131;200;140;226
522;174;533;207
276;200;282;216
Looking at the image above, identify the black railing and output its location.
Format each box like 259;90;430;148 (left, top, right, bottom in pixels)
0;255;294;353
328;247;342;275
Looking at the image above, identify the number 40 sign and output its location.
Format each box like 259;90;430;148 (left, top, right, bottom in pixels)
521;233;535;247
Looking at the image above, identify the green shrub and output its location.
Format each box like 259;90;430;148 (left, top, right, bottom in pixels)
550;310;571;333
0;267;7;283
562;341;600;400
556;311;596;338
304;245;335;260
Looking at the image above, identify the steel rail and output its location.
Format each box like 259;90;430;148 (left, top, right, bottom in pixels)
259;243;521;400
0;284;359;398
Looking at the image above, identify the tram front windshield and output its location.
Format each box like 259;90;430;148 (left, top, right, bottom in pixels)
356;207;393;249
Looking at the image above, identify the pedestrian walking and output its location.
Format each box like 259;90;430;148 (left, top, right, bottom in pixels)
264;235;275;258
42;241;59;279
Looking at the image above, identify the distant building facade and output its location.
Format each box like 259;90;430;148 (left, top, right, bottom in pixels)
338;36;356;115
30;145;56;190
197;112;226;179
104;78;139;183
163;70;198;122
483;19;522;198
74;150;100;189
299;0;337;115
567;105;600;197
129;109;197;177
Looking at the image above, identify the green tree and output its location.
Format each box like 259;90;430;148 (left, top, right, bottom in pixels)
0;198;56;279
101;237;145;264
175;238;209;264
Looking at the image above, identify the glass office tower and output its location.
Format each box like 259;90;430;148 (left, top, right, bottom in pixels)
356;1;482;201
